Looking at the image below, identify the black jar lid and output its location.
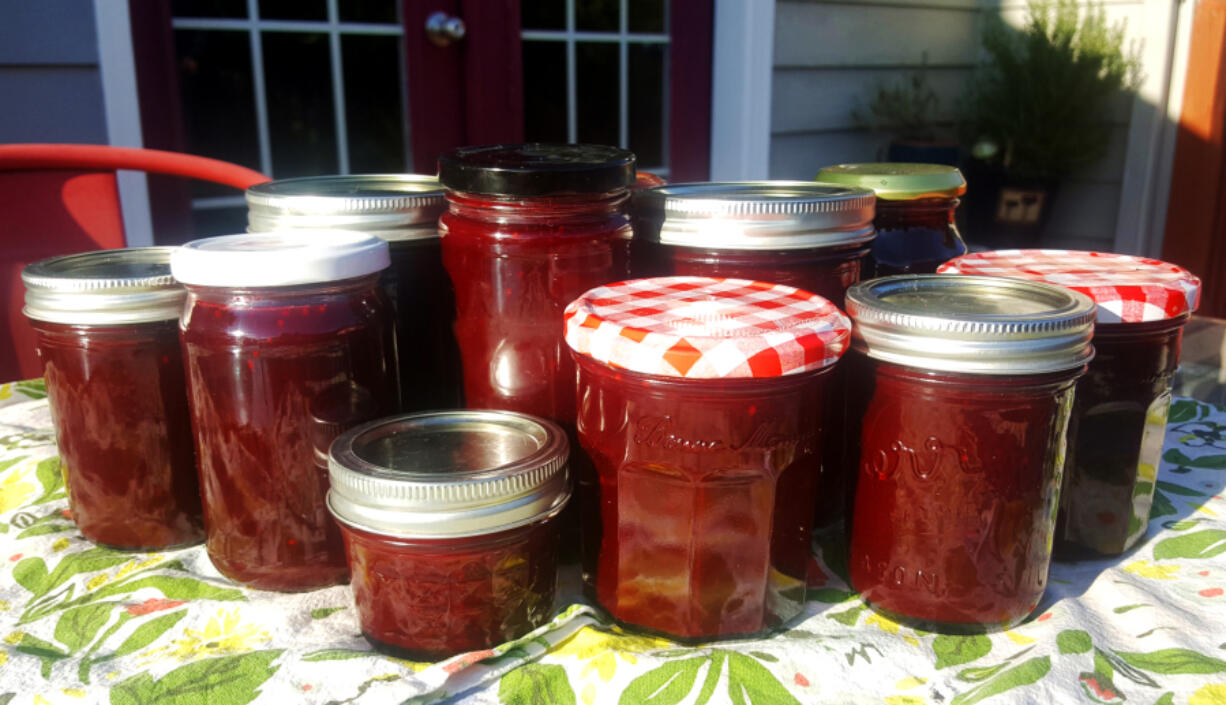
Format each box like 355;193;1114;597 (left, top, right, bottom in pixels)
438;143;636;197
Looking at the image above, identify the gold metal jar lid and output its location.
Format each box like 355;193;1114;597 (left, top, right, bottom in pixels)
815;163;967;201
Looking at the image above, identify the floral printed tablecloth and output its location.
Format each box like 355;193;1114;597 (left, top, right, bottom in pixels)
0;379;1224;705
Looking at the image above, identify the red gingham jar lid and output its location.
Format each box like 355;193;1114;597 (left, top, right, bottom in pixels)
937;249;1201;324
563;277;851;378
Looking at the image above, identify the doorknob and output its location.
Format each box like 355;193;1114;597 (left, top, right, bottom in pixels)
425;11;466;47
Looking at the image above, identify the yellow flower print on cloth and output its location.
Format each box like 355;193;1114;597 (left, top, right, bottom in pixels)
553;625;672;681
0;459;39;513
147;608;270;662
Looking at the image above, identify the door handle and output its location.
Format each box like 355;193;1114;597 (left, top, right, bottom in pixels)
425;11;466;47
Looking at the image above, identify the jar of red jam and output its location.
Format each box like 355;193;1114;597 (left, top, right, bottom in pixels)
327;410;569;660
438;143;635;423
630;182;875;304
23;248;202;550
845;275;1095;629
565;276;851;640
246;174;462;412
938;251;1202;558
815;163;967;277
172;232;396;591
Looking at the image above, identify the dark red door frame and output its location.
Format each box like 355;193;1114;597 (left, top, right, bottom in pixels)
403;0;713;180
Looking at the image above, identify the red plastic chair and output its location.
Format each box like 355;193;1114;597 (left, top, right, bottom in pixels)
0;143;270;382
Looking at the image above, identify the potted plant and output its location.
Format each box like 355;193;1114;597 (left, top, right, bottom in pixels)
853;57;960;165
960;0;1141;248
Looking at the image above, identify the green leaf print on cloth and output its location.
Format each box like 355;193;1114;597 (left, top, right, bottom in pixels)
109;649;283;705
2;388;1226;703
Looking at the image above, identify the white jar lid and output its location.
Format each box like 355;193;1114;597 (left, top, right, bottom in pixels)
170;230;390;287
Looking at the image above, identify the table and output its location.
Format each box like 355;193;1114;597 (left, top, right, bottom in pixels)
2;320;1225;705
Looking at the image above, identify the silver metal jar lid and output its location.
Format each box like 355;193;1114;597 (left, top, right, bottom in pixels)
23;247;185;325
846;275;1096;375
327;410;570;538
632;181;876;250
246;174;445;242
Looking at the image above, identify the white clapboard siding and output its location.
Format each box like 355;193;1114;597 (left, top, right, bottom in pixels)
769;0;1155;253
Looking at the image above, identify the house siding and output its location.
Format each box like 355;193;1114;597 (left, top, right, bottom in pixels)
0;1;107;144
769;0;1153;253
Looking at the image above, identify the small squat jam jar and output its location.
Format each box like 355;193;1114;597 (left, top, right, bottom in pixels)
438;143;635;423
815;163;967;277
939;251;1202;558
172;232;397;591
845;275;1095;629
246;174;462;411
630;181;876;304
327;410;570;660
565;276;851;640
23;248;202;550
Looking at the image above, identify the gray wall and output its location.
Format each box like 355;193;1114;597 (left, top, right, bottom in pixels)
0;1;108;144
768;0;1146;253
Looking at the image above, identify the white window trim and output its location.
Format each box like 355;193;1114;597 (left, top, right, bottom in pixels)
709;0;774;181
95;0;154;247
1113;0;1195;258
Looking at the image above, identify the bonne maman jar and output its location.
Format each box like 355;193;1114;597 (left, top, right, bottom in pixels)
565;276;851;640
844;275;1095;629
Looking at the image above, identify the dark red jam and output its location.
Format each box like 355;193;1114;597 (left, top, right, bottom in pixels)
846;356;1079;628
180;276;395;591
340;518;560;659
439;193;631;420
633;241;869;305
33;320;202;550
870;197;967;277
1054;317;1186;558
576;357;830;639
438;145;635;424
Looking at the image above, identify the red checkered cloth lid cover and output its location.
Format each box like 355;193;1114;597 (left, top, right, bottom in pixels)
937;249;1201;324
564;276;851;378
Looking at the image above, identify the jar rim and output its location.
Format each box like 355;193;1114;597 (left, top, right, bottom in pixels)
327;410;570;538
246;174;445;240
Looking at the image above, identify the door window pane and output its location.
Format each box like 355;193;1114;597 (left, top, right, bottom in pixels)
263;32;338;178
175;29;260;198
523;0;565;30
523;42;569;144
339;0;398;24
629;43;666;167
343;35;407;173
576;0;619;31
172;0;245;18
258;0;326;21
629;0;667;33
576;43;619;147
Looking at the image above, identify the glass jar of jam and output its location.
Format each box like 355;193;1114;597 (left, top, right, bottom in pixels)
23;248;202;550
172;232;396;591
565;276;851;640
327;410;569;660
246;174;462;411
845;275;1095;629
938;251;1202;558
630;182;875;304
438;143;635;424
815;163;967;277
